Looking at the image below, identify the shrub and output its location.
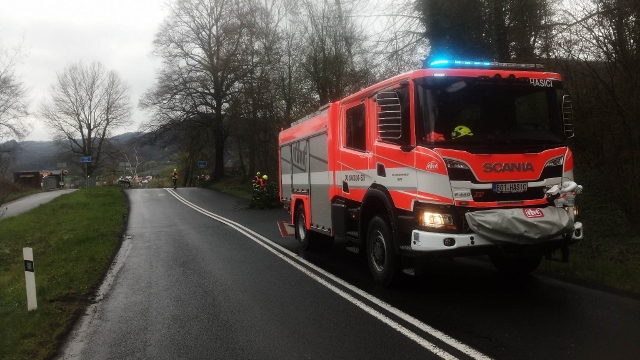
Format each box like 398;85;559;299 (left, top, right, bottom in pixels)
249;180;281;209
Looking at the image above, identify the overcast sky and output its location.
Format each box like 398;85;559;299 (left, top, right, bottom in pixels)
1;0;170;142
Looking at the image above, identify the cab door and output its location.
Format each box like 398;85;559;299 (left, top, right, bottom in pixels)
372;84;417;211
338;100;373;203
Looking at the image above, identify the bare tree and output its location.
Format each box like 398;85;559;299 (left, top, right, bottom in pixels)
142;0;261;180
0;40;30;142
0;39;29;204
276;13;316;124
225;0;292;179
350;0;427;76
120;147;141;182
553;0;640;219
0;39;29;205
297;0;374;104
416;0;555;62
40;61;132;176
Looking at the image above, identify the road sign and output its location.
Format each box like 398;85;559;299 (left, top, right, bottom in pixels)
81;156;92;163
57;162;67;168
197;161;207;168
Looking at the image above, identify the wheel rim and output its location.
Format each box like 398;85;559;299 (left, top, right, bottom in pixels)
370;230;386;272
297;211;306;242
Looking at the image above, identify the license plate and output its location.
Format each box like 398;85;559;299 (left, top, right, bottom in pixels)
493;183;528;193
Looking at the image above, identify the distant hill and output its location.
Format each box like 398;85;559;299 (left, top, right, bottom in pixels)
1;140;58;172
1;132;178;176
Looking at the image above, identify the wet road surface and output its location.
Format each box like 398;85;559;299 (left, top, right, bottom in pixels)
1;189;77;220
60;188;640;359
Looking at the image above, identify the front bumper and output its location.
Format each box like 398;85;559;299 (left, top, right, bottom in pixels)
408;221;583;254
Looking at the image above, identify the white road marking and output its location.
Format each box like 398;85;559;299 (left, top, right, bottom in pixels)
167;189;491;360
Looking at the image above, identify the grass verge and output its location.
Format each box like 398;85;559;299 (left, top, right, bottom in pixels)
540;248;640;296
208;176;252;200
0;186;128;360
1;178;42;206
537;168;640;296
1;190;43;205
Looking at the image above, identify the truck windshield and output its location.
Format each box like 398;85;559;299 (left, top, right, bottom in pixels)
415;76;564;150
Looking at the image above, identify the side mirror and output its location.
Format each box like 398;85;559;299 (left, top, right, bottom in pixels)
376;91;402;141
562;95;574;138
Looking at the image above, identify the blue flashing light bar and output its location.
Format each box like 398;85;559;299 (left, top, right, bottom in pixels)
426;59;543;70
429;59;450;66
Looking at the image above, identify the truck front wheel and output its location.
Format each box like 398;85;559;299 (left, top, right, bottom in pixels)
367;216;400;287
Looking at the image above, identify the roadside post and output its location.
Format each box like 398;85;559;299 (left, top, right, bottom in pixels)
23;247;37;311
57;162;67;188
81;156;92;188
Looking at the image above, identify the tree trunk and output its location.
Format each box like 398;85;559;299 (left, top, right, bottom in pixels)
213;113;226;181
184;155;194;187
214;135;225;180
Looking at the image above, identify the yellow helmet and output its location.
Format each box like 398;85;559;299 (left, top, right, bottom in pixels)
262;175;268;180
174;169;177;171
451;125;473;139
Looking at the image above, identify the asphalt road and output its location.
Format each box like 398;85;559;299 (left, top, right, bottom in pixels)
0;189;77;220
60;188;640;360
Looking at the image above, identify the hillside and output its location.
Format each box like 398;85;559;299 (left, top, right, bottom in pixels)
1;132;177;177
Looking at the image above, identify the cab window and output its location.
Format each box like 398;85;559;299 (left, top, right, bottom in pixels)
345;103;366;151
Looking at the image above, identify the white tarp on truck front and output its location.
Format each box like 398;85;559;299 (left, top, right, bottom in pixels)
465;207;574;244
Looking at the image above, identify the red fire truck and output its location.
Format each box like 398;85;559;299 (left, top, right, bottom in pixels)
279;59;583;286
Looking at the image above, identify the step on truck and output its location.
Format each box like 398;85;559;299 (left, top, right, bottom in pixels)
278;59;583;286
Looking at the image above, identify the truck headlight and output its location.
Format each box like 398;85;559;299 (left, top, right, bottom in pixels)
420;212;456;230
544;156;564;167
444;159;469;169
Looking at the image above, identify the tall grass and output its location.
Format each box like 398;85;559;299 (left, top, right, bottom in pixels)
0;187;128;360
0;179;40;207
540;168;640;295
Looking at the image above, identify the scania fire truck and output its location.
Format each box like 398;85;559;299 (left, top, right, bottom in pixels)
278;59;583;286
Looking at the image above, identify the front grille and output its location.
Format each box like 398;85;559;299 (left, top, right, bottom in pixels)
448;164;563;183
471;187;546;202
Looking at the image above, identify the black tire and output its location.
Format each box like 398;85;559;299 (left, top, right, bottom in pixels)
295;203;317;251
366;216;401;287
489;254;542;276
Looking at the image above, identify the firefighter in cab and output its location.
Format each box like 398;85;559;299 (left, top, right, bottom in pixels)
451;125;473;139
171;168;178;189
